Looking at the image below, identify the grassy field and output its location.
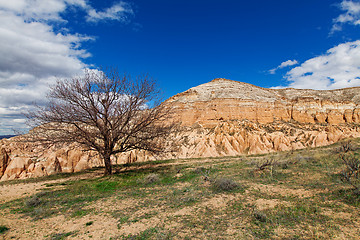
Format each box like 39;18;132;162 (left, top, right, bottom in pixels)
1;140;360;239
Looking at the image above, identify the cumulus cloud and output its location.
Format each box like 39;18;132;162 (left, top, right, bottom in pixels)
283;41;360;90
332;0;360;32
269;60;298;74
0;0;133;135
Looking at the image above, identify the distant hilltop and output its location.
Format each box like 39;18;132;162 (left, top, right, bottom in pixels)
166;78;360;127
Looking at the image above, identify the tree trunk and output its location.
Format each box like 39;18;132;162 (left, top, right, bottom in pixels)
103;154;112;175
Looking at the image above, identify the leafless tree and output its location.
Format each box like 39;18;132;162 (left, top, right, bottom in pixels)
26;69;175;175
340;153;360;194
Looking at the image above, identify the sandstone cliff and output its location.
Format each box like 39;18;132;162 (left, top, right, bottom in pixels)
166;78;360;127
1;78;360;181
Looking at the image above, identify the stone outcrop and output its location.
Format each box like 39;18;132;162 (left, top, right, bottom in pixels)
1;78;360;181
0;139;151;181
166;78;360;127
172;120;360;158
0;148;9;176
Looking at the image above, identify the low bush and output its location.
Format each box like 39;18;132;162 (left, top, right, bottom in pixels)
143;173;160;184
85;221;93;226
0;225;9;234
48;231;78;240
212;177;239;192
335;140;356;154
25;195;42;207
193;167;206;174
339;153;360;194
253;211;267;222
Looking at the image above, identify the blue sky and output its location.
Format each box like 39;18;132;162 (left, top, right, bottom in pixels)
1;0;360;134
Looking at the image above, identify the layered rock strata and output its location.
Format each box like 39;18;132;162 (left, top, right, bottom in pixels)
166;78;360;127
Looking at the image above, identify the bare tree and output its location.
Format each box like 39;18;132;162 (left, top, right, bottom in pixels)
26;69;175;175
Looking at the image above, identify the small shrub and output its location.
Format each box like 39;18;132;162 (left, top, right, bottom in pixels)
253;211;267;222
280;162;288;169
25;195;42;207
48;231;78;240
0;225;9;234
336;140;356;153
293;154;312;163
212;177;239;192
194;167;211;181
339;153;360;194
255;158;277;171
193;167;206;174
143;173;160;184
85;221;93;226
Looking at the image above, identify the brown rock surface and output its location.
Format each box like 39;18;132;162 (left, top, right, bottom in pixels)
172;120;360;157
1;78;360;181
166;78;360;127
0;148;9;176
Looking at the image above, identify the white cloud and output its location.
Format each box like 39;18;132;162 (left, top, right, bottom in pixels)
282;41;360;90
0;0;133;135
86;2;133;23
279;60;299;68
269;59;298;74
332;0;360;32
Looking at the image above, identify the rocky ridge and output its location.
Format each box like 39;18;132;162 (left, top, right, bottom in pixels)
167;78;360;126
1;78;360;181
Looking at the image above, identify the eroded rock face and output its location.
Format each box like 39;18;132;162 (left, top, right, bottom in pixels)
0;148;9;176
1;78;360;181
171;120;360;158
166;79;360;127
0;137;152;181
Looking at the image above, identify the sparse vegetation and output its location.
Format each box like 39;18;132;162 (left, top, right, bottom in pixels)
253;210;267;222
336;140;356;153
25;195;42;207
1;139;360;239
255;158;277;171
339;152;360;194
47;231;78;240
143;173;160;184
0;225;9;234
211;177;239;192
85;221;93;226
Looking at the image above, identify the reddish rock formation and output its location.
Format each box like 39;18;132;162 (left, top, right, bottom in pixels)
1;78;360;181
166;78;360;127
0;148;9;176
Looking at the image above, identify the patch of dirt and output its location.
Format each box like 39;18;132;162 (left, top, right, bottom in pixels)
0;212;123;240
255;198;289;210
117;217;162;236
200;194;236;209
0;171;102;204
251;183;314;198
87;196;140;213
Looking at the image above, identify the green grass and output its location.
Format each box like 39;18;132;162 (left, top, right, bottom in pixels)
119;227;173;240
46;231;78;240
0;225;9;234
1;139;360;239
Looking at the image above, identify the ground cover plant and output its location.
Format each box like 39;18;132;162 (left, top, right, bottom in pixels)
0;139;360;239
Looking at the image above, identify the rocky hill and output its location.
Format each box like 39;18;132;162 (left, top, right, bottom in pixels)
1;78;360;180
167;78;360;126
